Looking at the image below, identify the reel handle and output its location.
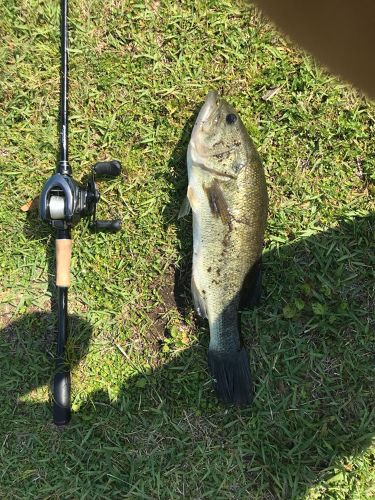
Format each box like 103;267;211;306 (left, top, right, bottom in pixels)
91;219;122;232
93;160;122;178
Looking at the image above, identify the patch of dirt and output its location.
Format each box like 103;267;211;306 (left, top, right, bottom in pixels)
148;266;178;343
0;300;14;329
118;263;197;369
147;265;195;359
159;266;179;312
173;253;193;317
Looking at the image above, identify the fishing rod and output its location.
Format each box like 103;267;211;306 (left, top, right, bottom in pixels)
39;0;122;426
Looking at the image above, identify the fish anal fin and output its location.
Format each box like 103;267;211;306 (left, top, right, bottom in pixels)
191;276;207;318
239;258;262;310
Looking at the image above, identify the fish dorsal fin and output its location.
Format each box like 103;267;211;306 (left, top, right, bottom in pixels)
239;258;262;310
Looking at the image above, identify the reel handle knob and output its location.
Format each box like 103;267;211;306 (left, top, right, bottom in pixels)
92;219;122;232
93;160;122;178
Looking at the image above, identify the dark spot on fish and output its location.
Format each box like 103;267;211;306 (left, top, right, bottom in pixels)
222;232;231;248
216;269;221;276
202;290;206;294
226;113;237;124
213;140;224;148
207;267;212;273
203;179;231;227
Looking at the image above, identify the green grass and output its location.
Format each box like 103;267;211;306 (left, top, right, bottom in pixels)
0;0;374;498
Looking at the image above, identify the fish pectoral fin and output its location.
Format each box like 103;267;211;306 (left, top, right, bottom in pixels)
203;179;231;225
178;195;191;219
191;276;207;318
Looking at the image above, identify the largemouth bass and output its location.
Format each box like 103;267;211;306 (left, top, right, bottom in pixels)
181;91;268;405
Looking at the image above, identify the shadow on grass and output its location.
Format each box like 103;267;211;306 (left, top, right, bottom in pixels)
2;145;374;496
23;203;58;316
0;312;92;422
2;221;373;497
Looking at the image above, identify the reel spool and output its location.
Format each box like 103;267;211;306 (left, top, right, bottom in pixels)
49;195;65;220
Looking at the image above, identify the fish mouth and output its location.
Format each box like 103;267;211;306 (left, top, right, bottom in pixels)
198;91;219;122
194;91;221;131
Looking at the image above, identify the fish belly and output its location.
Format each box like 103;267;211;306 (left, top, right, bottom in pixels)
189;169;256;353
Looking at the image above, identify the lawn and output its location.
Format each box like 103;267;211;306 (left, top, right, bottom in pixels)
0;0;374;498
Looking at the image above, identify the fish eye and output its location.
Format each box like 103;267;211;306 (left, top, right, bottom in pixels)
226;113;237;125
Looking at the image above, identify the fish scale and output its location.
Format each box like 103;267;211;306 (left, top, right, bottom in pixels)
181;91;268;405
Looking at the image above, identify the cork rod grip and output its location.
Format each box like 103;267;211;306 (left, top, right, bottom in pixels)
56;239;72;287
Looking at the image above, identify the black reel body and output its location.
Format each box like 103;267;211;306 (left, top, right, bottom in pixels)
39;160;122;231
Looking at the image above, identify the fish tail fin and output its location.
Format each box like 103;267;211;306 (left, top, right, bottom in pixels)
208;348;253;405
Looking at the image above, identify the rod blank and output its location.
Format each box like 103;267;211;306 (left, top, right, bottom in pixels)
59;0;70;175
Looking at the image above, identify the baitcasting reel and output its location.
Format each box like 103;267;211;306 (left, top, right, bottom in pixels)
39;160;122;231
